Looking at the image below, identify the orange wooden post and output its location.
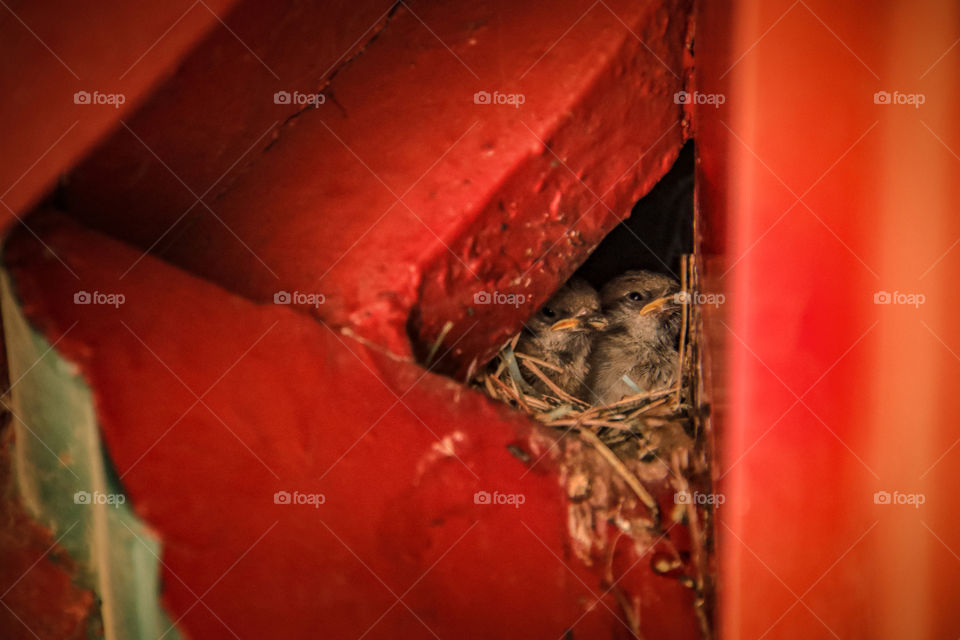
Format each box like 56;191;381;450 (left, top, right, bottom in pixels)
697;1;960;637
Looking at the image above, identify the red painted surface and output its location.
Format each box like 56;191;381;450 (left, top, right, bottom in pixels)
65;0;398;253
0;0;239;217
3;212;701;638
5;0;958;637
62;0;692;369
0;1;706;637
697;1;960;638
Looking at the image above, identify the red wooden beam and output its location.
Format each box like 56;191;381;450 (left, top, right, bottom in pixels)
64;0;398;256
62;0;692;368
2;1;703;637
0;0;240;218
3;211;702;638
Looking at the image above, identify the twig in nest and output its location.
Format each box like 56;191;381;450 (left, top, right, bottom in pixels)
514;352;563;373
675;254;689;409
520;358;588;407
545;418;632;430
507;375;533;414
593;387;676;413
622;396;674;421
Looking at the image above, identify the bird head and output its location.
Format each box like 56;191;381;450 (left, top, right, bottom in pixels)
600;270;681;345
526;278;605;339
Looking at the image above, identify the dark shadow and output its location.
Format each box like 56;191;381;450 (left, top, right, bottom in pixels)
575;140;694;286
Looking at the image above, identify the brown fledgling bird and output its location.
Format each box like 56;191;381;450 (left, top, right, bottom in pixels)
516;279;606;401
586;270;681;405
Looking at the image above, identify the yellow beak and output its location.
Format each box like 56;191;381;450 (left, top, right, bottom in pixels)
639;296;674;316
587;316;608;329
550;318;582;331
551;312;607;331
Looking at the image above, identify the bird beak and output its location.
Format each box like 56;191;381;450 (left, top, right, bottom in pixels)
550;313;607;332
638;296;677;316
550;318;582;332
586;314;608;329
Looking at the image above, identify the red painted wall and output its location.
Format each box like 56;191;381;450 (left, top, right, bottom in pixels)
1;1;702;638
3;210;701;638
60;0;692;368
0;0;239;217
697;1;960;638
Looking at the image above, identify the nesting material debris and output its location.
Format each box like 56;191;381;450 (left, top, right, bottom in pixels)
475;254;715;639
477;256;705;446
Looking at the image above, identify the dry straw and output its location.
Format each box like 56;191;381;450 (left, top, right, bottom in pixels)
477;254;705;448
475;254;714;638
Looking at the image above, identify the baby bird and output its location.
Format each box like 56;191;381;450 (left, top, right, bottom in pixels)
516;279;605;401
586;270;681;405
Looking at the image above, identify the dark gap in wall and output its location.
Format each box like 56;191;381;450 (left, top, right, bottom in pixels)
576;140;694;286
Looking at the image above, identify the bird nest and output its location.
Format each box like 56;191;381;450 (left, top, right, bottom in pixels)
474;254;714;638
475;255;707;449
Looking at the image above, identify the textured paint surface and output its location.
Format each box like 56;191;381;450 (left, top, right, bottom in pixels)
3;213;702;638
65;0;398;250
1;1;702;637
61;0;692;369
0;0;239;217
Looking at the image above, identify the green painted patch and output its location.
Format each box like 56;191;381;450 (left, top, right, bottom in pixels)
1;268;181;640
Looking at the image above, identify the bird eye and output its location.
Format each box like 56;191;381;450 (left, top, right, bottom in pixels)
541;307;556;318
627;292;643;301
